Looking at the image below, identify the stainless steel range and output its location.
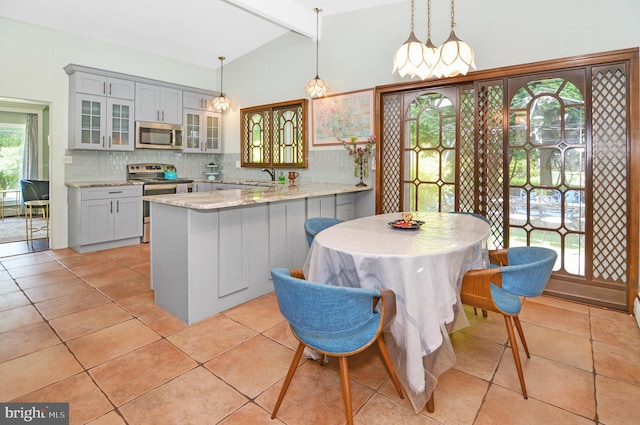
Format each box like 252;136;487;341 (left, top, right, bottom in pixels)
127;163;193;243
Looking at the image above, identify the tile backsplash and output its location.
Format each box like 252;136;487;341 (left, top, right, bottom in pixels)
65;149;376;186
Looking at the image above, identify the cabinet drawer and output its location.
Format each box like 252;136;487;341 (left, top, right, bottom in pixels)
336;193;354;205
81;185;142;200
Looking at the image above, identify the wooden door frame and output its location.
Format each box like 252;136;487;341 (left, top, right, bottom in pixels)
374;48;639;313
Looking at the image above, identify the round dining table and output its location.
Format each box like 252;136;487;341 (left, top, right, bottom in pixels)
303;211;491;413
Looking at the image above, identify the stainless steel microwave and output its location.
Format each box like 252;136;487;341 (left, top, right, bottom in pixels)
135;121;183;150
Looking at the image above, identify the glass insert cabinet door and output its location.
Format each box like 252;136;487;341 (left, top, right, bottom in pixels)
108;99;133;148
205;112;220;152
184;110;201;150
80;96;104;147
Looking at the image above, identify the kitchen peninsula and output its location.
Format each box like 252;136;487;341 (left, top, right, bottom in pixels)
146;183;373;324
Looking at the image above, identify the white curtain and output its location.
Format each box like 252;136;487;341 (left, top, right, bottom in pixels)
21;113;38;180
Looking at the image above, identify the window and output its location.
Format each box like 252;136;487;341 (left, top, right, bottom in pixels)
0;122;26;190
240;99;308;168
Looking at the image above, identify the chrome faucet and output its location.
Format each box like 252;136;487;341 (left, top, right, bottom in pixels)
262;167;275;182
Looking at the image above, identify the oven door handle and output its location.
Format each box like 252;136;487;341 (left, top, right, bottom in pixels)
144;184;181;191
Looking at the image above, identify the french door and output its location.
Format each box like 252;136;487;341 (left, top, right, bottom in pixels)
378;48;638;312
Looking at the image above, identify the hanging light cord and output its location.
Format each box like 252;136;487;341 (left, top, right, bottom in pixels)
427;0;432;39
314;7;321;79
410;0;415;32
218;56;224;96
450;0;456;30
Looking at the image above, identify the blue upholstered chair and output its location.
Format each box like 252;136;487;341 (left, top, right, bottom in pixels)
304;217;342;246
20;179;49;202
460;246;557;399
269;268;404;425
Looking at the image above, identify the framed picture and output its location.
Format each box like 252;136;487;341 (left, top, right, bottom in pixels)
312;89;374;145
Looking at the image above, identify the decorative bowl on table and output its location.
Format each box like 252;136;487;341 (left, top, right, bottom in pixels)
388;219;424;230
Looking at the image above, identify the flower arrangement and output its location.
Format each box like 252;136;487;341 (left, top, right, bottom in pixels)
340;135;376;185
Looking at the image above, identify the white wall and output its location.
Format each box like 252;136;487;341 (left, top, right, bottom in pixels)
222;0;640;153
0;0;638;249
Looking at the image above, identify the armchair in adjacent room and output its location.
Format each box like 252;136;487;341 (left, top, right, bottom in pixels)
20;179;50;203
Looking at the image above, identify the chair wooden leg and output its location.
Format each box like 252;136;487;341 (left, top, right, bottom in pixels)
271;342;306;419
504;315;528;399
473;307;489;318
376;336;404;399
512;316;530;358
338;356;354;425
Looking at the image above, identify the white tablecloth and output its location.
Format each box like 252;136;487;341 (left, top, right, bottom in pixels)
304;212;490;412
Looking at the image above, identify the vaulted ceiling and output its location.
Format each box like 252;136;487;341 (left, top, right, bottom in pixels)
0;0;404;69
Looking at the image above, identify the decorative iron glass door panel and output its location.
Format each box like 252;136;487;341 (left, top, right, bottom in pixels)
506;73;587;280
401;88;457;212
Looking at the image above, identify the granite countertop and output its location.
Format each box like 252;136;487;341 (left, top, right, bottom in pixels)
65;178;271;188
65;181;142;187
144;183;371;210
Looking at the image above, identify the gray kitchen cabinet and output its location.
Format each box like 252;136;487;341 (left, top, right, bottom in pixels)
68;185;142;253
135;83;182;124
269;199;307;270
219;205;269;298
68;71;135;151
307;195;337;219
183;90;212;110
193;182;212;192
69;95;135;151
307;193;355;221
336;193;355;220
182;109;221;153
148;186;371;324
73;71;135;100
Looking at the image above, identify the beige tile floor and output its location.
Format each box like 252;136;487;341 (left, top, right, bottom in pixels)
1;244;639;425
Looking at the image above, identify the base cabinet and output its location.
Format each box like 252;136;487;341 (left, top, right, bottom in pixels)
149;190;369;324
69;185;142;253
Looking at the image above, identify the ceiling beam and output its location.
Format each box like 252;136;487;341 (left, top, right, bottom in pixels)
224;0;319;39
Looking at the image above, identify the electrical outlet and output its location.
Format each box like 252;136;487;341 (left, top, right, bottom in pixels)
63;155;73;164
235;161;241;168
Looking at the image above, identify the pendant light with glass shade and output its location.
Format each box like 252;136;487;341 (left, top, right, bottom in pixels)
212;56;230;112
393;0;428;78
435;0;476;77
414;0;441;80
305;7;329;98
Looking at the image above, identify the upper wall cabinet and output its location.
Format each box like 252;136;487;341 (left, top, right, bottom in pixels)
73;72;135;100
135;83;182;125
240;99;308;168
65;64;218;151
183;109;221;153
183;91;213;111
67;71;135;151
